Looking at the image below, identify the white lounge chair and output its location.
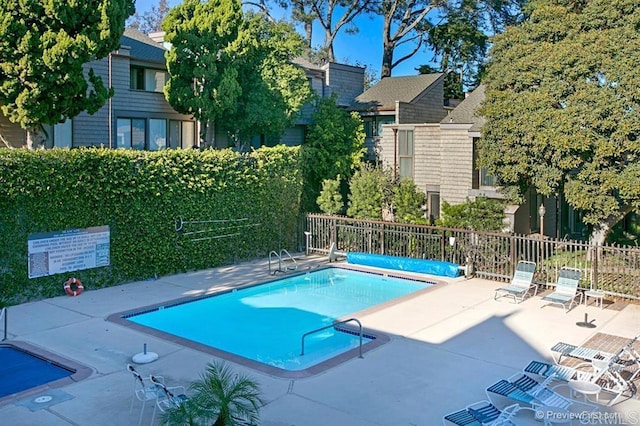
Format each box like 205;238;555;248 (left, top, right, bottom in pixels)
540;267;583;312
525;355;639;406
150;375;189;425
494;261;537;303
127;364;163;426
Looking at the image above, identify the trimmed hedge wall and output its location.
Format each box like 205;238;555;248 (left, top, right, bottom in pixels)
0;146;302;305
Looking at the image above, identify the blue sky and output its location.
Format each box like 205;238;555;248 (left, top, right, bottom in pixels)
133;0;438;80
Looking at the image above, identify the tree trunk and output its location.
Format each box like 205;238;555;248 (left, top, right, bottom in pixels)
200;120;215;148
587;211;630;261
26;126;47;149
381;44;394;78
324;28;335;63
589;223;609;247
304;21;312;48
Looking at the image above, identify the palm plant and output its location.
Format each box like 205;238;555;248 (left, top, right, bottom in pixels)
159;360;264;426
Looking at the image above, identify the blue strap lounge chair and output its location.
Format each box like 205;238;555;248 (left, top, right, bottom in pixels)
509;374;573;410
487;374;597;413
550;342;614;364
524;360;582;382
486;380;536;406
443;401;523;425
494;261;537;303
541;267;584;312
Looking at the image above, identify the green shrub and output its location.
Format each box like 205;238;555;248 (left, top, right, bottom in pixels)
0;146;302;305
316;176;344;215
392;178;427;224
160;361;264;426
346;164;391;220
437;197;505;231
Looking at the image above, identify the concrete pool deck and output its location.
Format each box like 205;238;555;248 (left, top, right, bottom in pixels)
2;255;640;425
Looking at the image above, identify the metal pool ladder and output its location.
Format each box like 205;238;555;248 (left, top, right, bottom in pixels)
269;249;298;275
1;307;6;341
301;318;364;358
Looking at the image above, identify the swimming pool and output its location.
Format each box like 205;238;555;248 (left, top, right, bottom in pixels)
0;342;92;407
112;267;437;377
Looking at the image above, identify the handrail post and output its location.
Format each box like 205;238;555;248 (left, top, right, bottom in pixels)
301;318;363;358
1;308;6;341
268;251;281;275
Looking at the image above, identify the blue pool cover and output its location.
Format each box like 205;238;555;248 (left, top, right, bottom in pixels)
0;347;73;398
347;252;460;278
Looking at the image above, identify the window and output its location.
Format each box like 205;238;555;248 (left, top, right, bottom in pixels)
118;117;195;150
130;67;144;90
149;119;167;150
145;69;166;92
427;192;440;223
363;118;374;138
472;137;495;189
479;168;496;187
567;204;585;237
398;129;414;179
53;119;72;148
169;120;195;149
117;118;146;150
376;116;395;136
130;66;167;93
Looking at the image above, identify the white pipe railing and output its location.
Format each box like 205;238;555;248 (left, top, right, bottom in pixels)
1;308;6;341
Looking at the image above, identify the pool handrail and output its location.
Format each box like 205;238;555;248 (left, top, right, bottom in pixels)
301;317;363;359
268;249;298;275
1;307;6;341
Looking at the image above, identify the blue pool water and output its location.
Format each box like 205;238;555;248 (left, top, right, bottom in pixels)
126;268;433;372
0;346;73;398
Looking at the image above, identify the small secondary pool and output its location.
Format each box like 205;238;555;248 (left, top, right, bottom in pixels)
0;342;91;406
114;267;437;377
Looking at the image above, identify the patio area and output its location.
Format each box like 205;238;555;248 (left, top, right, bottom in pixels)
1;255;639;425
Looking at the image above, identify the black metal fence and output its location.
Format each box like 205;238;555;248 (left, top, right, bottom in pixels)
305;214;640;300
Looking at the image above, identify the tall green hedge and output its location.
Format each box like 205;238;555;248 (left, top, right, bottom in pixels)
0;146;302;305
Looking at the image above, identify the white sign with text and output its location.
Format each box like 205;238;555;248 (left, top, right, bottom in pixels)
27;226;110;278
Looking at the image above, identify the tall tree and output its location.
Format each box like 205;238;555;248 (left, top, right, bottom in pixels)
248;1;317;48
479;0;640;245
129;0;171;33
379;0;439;78
383;0;525;79
0;0;134;148
250;0;374;64
426;2;487;92
163;0;313;148
310;0;376;63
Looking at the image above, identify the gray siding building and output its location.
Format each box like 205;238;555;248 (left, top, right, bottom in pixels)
351;73;448;160
1;28;197;150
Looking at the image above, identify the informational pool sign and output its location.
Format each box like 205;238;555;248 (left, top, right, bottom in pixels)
27;226;110;278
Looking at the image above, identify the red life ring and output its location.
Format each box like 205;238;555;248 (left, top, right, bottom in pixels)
64;278;84;297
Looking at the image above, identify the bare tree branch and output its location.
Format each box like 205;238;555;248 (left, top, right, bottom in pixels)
242;1;277;22
391;37;423;69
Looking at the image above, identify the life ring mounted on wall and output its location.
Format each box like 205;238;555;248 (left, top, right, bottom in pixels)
64;278;84;297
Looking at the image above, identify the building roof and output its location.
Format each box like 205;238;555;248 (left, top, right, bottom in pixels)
291;56;324;72
121;28;167;64
441;84;485;131
352;73;443;111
